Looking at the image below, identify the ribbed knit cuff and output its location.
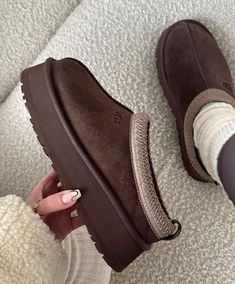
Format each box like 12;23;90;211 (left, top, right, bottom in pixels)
193;102;235;185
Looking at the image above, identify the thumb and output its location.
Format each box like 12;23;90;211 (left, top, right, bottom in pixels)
37;189;81;216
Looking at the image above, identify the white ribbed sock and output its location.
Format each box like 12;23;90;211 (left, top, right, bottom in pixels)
193;102;235;185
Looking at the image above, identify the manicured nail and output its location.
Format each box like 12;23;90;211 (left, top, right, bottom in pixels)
62;189;81;204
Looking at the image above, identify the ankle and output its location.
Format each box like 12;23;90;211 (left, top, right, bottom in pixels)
193;102;235;184
217;134;235;204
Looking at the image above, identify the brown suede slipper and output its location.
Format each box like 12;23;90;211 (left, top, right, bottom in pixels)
21;58;181;272
157;19;235;182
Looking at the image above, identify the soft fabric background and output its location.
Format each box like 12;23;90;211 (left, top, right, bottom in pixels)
0;0;81;103
0;0;234;283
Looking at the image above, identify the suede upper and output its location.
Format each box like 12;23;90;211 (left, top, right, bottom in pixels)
158;20;235;182
163;21;234;119
51;58;158;243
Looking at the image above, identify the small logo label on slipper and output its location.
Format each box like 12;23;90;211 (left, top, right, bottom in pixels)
114;112;122;124
223;81;232;93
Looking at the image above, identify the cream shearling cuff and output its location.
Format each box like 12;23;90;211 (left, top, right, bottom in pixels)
0;195;68;284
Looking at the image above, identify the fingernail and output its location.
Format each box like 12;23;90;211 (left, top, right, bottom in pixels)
62;189;81;204
57;181;62;188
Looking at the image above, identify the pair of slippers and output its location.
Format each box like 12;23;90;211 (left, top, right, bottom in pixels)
21;20;234;271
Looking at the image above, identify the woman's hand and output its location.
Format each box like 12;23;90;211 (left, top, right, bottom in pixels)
25;169;84;241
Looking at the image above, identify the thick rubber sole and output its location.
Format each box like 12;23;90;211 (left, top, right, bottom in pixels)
156;19;211;182
21;58;150;272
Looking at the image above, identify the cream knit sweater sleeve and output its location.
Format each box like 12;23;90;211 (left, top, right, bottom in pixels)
0;195;68;284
